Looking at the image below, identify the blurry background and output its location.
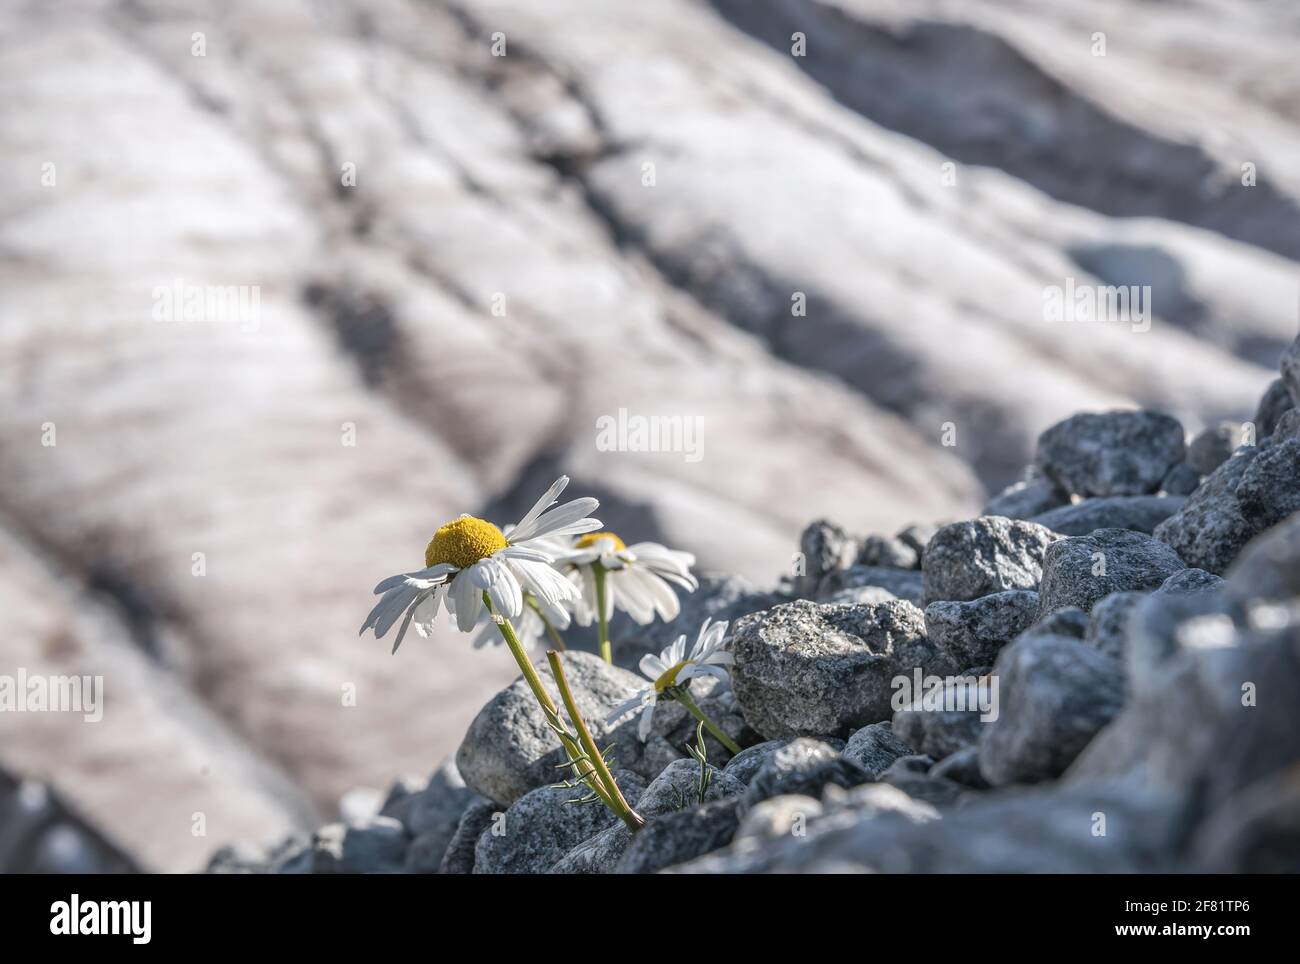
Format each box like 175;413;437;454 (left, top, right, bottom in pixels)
1;0;1296;871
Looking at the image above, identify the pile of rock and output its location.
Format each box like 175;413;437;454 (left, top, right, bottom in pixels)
211;339;1300;874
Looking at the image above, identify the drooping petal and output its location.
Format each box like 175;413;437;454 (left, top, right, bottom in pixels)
469;558;522;621
637;569;682;622
451;570;483;633
610;569;656;625
637;700;656;742
605;689;652;726
511;558;581;609
412;589;445;638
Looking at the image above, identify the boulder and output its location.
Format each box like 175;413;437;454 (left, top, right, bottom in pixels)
921;516;1060;605
1035;410;1185;497
731;599;944;739
1036;528;1186;615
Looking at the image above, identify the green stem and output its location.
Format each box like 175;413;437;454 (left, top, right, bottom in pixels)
676;688;742;755
593;564;612;664
484;595;613;810
547;651;645;833
527;595;566;651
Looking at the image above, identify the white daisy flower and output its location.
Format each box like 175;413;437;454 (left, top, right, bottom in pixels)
360;476;601;653
606;619;735;745
559;533;697;664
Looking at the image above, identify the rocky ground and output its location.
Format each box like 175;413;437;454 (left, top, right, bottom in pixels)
209;338;1300;873
3;0;1298;871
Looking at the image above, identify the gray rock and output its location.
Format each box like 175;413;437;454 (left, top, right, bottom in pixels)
1153;446;1261;573
1037;527;1186;615
1030;495;1184;536
438;800;496;875
1282;334;1300;406
1273;407;1300;443
740;738;869;814
856;534;919;569
720;740;787;784
635;758;745;818
1255;377;1295;439
731;598;944;739
1069;619;1300;814
674;785;1181;873
310;817;408;874
1084;591;1146;660
921;516;1060;605
893;681;988;760
1226;510;1300;608
840;722;913;777
1033;606;1090;639
1158;568;1225;596
799;518;857;581
456;651;651;805
896;523;940;559
923;590;1039;667
472;771;644;874
818;565;923;605
1124;576;1235;696
1160;463;1202;496
821;585;899;606
979;632;1126;785
982;476;1070;520
928;746;990;789
548;823;632;875
1035;409;1186;497
734;794;824;843
380;759;481;871
876;754;965;806
1234;438;1300;532
1193;763;1300;873
820;781;943;824
615;798;741;874
1187;422;1244;475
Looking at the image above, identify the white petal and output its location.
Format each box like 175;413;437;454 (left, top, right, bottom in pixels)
516;498;602;543
511;558;580;609
638;569;682;622
611;570;656;625
412;589;444;638
606;689;651;726
639;654;669;680
507;476;570;542
469;558;522;620
638;700;656;742
451;571;483;632
391;597;421;654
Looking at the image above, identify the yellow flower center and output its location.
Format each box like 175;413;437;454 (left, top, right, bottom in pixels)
575;531;627;552
425;517;508;569
654;660;690;694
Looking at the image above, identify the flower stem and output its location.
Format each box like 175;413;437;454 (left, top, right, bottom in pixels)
484;595;614;811
527;595;567;651
547;651;645;833
593;564;612;664
675;688;742;755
